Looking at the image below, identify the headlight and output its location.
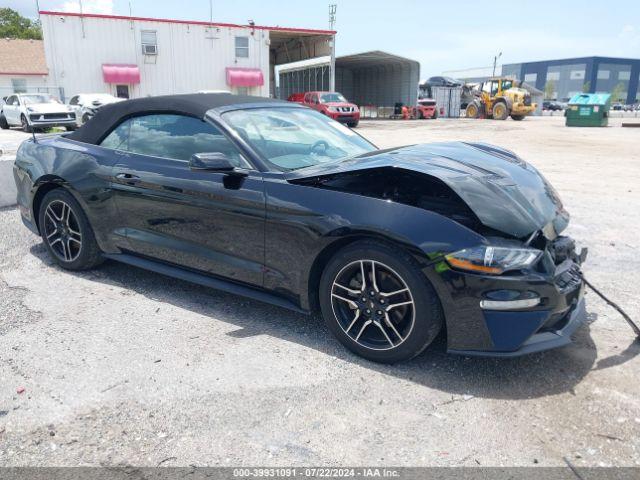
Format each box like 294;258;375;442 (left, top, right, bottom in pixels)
445;245;541;275
27;107;34;112
327;106;338;112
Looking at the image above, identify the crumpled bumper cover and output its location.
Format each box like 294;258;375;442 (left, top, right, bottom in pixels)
448;289;586;357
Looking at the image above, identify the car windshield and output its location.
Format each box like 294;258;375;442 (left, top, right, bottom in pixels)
320;93;347;103
21;94;59;105
222;107;375;171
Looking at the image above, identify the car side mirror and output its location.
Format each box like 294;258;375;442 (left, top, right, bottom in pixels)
189;152;247;176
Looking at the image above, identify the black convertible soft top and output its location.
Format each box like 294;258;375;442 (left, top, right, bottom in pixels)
67;93;284;145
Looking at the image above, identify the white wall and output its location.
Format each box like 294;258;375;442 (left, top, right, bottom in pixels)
0;75;53;97
0;160;16;208
41;14;271;99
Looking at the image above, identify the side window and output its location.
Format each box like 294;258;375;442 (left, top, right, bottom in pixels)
6;96;15;105
100;119;132;150
126;114;248;166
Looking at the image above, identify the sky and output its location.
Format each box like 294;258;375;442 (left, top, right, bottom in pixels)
6;0;640;79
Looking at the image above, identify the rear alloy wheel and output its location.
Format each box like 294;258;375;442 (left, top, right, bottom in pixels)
492;102;509;120
320;241;443;363
38;189;103;270
21;114;32;133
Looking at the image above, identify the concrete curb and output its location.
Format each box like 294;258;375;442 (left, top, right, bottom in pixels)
0;158;17;208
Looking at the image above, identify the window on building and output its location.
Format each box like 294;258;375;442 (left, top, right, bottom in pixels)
524;73;537;83
570;70;585;80
116;85;130;99
618;70;631;81
235;36;249;58
11;78;27;93
546;71;560;81
597;70;610;80
141;30;158;55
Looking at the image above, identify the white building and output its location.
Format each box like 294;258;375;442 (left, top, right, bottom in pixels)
0;39;52;98
39;10;334;101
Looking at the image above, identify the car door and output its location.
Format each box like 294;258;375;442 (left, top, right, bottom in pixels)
3;95;19;124
104;113;266;287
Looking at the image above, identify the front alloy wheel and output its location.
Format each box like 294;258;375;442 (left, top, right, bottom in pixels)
320;241;443;363
331;260;415;351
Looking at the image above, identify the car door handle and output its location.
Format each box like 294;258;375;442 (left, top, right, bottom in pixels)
115;172;141;184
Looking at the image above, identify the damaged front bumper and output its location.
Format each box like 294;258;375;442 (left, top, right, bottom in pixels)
427;235;588;357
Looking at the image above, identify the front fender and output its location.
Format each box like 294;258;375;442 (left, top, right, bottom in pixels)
264;179;486;309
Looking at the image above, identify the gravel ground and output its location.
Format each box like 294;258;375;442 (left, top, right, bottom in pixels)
0;116;639;467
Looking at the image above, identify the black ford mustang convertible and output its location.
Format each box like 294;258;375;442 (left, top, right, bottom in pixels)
13;94;587;363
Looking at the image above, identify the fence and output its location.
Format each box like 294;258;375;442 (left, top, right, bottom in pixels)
0;86;65;102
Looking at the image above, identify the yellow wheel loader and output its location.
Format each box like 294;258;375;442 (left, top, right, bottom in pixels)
465;77;536;120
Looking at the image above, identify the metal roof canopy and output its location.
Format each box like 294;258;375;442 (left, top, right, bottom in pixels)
336;50;420;107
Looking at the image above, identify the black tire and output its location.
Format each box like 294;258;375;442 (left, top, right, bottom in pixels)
347;121;359;128
432;108;439;119
65;125;77;131
319;240;443;363
511;115;525;121
492;101;509;120
38;188;103;271
82;113;92;124
465;103;479;119
418;110;424;119
0;114;8;129
21;114;32;133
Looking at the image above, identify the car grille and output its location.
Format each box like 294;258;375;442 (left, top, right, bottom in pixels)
335;106;354;112
30;113;75;121
554;262;583;294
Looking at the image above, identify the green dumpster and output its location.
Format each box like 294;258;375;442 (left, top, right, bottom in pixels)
565;93;611;127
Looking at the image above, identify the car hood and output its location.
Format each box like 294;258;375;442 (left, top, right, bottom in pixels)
25;103;70;113
323;102;356;108
287;142;569;238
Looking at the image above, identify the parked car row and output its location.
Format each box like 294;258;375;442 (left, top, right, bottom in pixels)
611;103;640;111
1;92;123;132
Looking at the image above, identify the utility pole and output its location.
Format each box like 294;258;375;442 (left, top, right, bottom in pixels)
492;51;502;78
329;4;336;92
79;0;86;38
209;0;213;26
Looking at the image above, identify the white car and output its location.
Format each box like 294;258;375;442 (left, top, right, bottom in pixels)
0;93;77;132
68;93;124;125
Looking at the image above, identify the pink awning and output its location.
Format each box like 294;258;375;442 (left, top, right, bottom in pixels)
102;64;140;84
226;67;264;87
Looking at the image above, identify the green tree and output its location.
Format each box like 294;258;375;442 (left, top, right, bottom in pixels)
544;80;556;100
610;82;626;102
0;8;42;40
582;81;591;93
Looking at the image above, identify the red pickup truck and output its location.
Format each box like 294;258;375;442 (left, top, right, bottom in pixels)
288;91;360;127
